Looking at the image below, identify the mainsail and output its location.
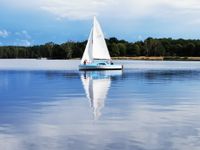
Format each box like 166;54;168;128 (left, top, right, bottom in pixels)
81;17;111;64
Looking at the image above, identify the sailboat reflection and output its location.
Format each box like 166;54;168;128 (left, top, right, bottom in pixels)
81;71;122;120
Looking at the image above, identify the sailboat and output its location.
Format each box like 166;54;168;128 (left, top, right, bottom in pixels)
79;17;123;70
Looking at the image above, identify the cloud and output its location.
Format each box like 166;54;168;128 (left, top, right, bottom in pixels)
0;30;32;46
0;30;9;38
107;0;200;20
20;40;31;46
1;0;200;41
40;0;200;21
137;35;143;41
13;30;32;46
39;0;163;20
40;0;114;20
2;0;200;21
13;40;32;46
15;30;31;39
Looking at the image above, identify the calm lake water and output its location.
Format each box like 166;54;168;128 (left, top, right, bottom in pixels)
0;59;200;150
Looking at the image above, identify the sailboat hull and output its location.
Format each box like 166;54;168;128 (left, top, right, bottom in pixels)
79;64;123;71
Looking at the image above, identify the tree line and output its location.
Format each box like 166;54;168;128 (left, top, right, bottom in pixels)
0;37;200;59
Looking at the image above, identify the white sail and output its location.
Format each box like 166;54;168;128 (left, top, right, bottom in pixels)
80;17;111;64
81;29;93;64
92;17;111;60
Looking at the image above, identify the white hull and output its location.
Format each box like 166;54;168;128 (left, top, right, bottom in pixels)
79;64;123;70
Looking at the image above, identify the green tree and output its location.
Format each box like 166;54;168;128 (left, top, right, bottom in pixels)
117;43;126;56
109;43;120;57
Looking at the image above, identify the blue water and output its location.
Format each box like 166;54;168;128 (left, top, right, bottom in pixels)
0;60;200;150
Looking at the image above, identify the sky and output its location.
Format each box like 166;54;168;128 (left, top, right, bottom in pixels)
0;0;200;46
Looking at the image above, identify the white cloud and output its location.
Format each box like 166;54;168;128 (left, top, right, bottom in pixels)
13;30;32;46
42;0;200;21
1;0;200;40
15;30;31;39
2;0;200;21
0;30;9;38
21;40;32;46
137;35;143;41
13;40;32;46
40;0;114;20
0;29;33;46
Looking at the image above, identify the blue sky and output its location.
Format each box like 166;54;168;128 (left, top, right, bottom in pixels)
0;0;200;46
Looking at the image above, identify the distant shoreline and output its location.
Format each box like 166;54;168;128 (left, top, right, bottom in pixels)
1;57;200;61
112;56;200;61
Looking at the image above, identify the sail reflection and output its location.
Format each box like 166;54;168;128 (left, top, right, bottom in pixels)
81;71;122;119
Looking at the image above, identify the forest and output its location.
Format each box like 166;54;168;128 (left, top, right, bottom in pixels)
0;37;200;59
